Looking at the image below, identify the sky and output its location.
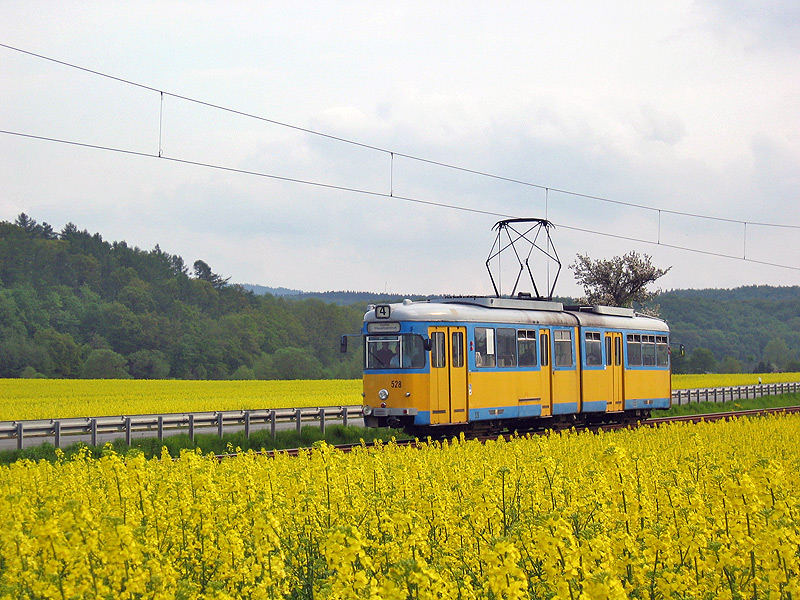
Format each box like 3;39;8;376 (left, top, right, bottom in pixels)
1;1;798;298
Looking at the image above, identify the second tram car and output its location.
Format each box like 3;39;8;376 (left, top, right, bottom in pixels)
358;296;670;432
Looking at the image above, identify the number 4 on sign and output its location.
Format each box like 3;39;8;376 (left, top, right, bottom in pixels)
375;305;391;319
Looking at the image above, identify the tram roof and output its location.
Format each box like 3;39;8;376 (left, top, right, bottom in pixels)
364;297;669;332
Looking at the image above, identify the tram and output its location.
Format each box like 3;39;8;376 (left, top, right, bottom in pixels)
358;296;670;431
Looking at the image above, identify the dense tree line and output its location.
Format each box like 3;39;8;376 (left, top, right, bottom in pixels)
1;214;798;378
657;287;800;374
0;215;364;379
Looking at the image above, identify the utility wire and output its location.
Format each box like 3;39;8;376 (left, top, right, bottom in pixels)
2;41;798;231
2;127;799;273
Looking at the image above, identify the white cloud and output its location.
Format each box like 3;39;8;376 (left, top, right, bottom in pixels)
0;0;798;296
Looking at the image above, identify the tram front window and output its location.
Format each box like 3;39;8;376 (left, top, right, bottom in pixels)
365;335;426;369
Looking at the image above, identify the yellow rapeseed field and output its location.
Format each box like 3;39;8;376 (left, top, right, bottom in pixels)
0;379;362;421
672;372;800;389
0;415;798;599
3;373;800;421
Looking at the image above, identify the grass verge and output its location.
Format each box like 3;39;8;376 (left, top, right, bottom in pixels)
0;424;410;465
653;392;800;417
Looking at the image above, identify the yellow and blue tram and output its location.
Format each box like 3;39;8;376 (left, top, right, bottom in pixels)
360;296;670;431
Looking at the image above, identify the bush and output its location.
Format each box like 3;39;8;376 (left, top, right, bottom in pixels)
230;365;255;380
81;349;131;379
128;349;171;379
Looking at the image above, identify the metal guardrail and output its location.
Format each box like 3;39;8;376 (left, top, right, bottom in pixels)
0;406;364;451
671;382;800;405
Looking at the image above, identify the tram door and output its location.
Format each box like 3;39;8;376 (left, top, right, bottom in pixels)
428;326;468;424
539;329;552;417
606;332;624;411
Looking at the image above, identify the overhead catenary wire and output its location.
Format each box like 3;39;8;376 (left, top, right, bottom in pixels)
2;127;799;274
1;41;798;232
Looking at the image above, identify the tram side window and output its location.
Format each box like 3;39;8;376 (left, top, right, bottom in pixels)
554;329;574;367
475;327;496;368
366;335;426;369
605;336;612;366
402;335;426;368
452;332;464;368
656;335;670;367
431;332;446;368
585;331;602;366
642;335;656;366
540;332;549;366
497;328;517;367
627;334;642;366
518;330;537;367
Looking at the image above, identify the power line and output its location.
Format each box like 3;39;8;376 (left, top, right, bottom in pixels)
2;41;798;231
3;127;799;273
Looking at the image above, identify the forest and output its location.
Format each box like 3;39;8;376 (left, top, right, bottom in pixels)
0;215;367;380
1;214;798;378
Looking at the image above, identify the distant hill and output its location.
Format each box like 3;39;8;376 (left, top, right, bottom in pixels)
240;284;431;306
240;284;304;297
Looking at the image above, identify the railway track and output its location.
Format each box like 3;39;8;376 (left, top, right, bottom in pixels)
213;404;800;460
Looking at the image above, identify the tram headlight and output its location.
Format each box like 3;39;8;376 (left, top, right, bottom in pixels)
378;388;389;401
362;405;373;416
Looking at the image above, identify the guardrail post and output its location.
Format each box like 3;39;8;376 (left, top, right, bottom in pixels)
217;413;224;438
319;407;326;434
16;422;23;451
295;409;302;435
244;411;251;439
125;417;132;446
91;418;97;447
54;420;61;449
270;410;277;440
189;414;195;443
158;416;164;441
342;406;348;427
